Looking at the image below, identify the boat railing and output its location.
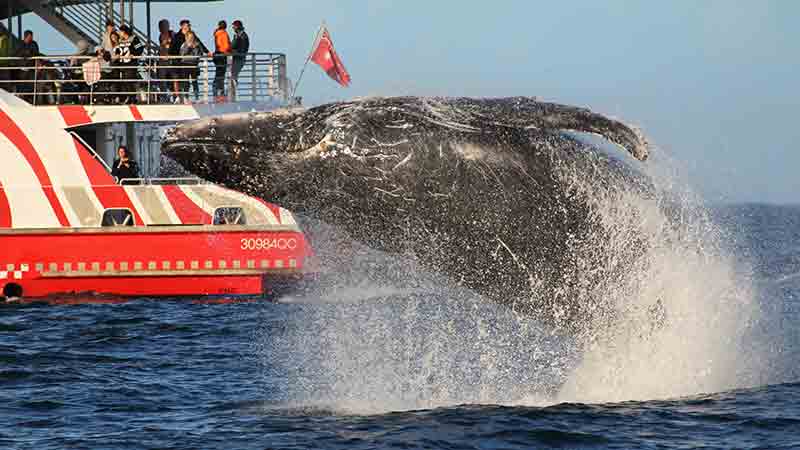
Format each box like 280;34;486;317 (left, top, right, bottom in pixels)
0;52;288;105
117;177;207;185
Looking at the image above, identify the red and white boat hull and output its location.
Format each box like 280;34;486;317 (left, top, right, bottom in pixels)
0;90;312;299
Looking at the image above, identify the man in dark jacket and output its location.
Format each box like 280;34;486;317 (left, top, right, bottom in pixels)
230;20;249;91
15;30;40;98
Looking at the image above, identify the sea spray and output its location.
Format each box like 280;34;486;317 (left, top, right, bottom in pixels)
258;137;767;413
552;148;764;403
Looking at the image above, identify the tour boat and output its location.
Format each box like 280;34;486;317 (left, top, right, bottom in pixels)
0;90;311;300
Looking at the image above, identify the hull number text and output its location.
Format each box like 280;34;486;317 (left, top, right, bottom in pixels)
241;237;298;251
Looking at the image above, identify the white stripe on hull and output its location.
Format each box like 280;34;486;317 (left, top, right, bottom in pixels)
11;106;106;227
0;133;60;228
155;186;182;225
204;185;281;225
179;185;216;216
123;185;154;225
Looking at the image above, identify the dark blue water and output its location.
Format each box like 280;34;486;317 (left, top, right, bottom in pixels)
2;203;800;449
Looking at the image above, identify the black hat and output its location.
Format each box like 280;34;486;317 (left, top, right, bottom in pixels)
119;24;132;35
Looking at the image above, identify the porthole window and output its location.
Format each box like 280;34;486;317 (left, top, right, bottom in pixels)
101;208;135;227
213;207;246;225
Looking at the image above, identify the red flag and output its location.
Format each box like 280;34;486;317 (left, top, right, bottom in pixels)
311;26;351;87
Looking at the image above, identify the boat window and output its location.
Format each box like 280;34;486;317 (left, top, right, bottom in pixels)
213;207;247;225
101;209;135;227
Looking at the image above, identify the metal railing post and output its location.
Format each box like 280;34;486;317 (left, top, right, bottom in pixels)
227;54;233;103
33;63;38;106
146;60;151;104
202;58;209;104
251;53;256;102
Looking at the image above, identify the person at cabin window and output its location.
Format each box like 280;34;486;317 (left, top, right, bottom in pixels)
213;20;231;99
111;145;139;182
115;25;145;104
179;31;203;103
230;20;249;91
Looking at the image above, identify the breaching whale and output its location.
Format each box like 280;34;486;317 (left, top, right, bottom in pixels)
162;96;651;331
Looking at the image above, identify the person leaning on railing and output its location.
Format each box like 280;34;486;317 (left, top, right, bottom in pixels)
68;40;93;103
157;19;174;102
230;20;249;91
179;31;203;103
213;20;231;99
170;19;211;102
109;31;124;103
115;25;145;104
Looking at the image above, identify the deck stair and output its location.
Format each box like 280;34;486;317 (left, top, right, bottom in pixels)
15;0;157;51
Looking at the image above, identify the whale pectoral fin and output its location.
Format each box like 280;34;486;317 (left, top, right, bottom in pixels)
534;103;650;161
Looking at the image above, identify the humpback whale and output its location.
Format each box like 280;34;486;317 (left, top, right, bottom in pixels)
162;96;651;331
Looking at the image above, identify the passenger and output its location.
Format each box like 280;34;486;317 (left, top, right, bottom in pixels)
101;20;116;53
157;19;174;102
109;31;122;103
170;20;210;101
33;58;58;105
111;145;139;182
0;29;11;85
68;40;93;103
230;20;249;91
94;46;112;103
15;30;40;99
16;30;40;58
115;25;145;103
179;31;203;103
213;20;231;99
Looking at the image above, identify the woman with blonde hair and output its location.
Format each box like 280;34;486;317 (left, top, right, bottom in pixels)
179;31;203;103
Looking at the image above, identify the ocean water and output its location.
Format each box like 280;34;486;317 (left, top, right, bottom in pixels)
1;202;799;450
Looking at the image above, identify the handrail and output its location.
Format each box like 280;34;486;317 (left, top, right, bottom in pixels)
0;178;208;188
0;52;288;105
117;177;207;185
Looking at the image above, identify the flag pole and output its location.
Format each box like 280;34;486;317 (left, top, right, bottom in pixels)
291;21;325;103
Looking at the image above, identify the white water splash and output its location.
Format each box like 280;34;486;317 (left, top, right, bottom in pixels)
258;141;770;414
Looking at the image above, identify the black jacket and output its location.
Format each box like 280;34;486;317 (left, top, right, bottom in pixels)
15;40;39;58
15;40;40;67
114;36;145;66
111;158;139;181
231;29;249;60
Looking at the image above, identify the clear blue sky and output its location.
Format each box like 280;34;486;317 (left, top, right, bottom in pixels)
23;1;800;204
